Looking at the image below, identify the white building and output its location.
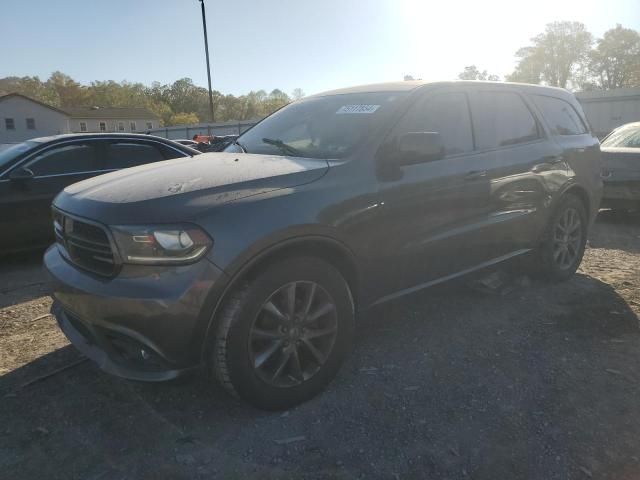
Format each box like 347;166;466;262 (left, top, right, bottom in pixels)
0;93;159;144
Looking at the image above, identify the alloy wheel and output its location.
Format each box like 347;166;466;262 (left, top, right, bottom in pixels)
552;207;582;270
248;281;338;387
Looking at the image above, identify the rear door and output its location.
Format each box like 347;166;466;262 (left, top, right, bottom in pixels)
0;141;106;250
104;139;181;170
466;88;559;255
531;94;601;211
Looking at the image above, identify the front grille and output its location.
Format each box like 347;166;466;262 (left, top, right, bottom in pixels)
53;209;117;276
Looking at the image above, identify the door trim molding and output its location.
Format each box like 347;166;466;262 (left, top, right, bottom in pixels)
370;248;532;306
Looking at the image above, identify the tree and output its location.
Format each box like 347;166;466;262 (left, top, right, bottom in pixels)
589;24;640;89
0;72;295;126
263;89;290;114
458;65;500;81
508;21;593;89
46;71;89;106
0;75;60;106
168;112;199;126
291;88;305;100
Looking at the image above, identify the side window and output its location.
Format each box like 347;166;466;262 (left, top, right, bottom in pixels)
534;95;588;135
25;143;100;176
470;91;540;150
398;92;474;156
106;142;167;169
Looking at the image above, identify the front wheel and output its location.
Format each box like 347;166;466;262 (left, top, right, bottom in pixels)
535;194;588;282
211;257;355;410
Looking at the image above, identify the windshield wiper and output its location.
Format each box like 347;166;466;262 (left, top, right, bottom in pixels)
233;139;248;153
262;137;302;156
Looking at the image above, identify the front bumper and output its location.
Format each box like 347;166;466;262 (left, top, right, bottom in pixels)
45;245;227;381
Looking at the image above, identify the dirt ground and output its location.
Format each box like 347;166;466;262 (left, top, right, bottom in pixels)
1;211;639;480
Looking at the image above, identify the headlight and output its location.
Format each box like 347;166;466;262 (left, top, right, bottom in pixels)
111;224;213;265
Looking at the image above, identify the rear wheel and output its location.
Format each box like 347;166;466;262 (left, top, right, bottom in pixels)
535;194;587;281
211;257;354;410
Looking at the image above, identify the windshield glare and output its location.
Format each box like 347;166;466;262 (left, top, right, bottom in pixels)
0;141;38;170
602;125;640;148
233;92;407;159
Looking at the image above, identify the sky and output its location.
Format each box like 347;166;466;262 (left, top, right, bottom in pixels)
2;0;639;97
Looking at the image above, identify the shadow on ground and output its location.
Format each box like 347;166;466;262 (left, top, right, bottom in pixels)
0;248;49;308
1;272;639;480
590;210;640;253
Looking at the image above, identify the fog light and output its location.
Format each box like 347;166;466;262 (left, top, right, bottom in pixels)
140;349;150;361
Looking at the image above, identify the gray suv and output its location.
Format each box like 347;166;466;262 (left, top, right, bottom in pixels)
45;81;602;409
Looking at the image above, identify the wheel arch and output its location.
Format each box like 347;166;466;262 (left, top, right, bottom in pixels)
199;235;360;360
561;184;592;220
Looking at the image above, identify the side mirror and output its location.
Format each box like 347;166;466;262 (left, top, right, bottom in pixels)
9;167;35;181
397;132;445;164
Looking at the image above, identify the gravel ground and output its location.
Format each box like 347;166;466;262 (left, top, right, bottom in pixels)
1;211;639;480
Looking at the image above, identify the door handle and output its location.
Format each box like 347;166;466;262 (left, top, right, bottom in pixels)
464;170;487;181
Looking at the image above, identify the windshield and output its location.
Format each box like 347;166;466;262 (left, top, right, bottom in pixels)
0;141;39;170
232;92;407;159
602;125;640;148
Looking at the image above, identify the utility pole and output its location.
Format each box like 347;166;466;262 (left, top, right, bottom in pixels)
199;0;215;123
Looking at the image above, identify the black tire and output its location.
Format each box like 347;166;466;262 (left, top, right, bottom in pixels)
211;256;355;410
535;194;588;282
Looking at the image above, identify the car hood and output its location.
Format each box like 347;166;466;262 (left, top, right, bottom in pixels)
54;152;329;224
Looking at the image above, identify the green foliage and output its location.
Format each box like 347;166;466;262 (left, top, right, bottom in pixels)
0;72;302;127
458;65;500;81
508;21;593;89
291;88;305;100
507;22;640;90
589;24;640;89
168;112;200;126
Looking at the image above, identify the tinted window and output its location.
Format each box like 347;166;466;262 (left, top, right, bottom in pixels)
26;143;100;176
398;92;474;156
534;95;587;135
470;92;540;150
0;141;38;171
601;125;640;148
107;142;167;169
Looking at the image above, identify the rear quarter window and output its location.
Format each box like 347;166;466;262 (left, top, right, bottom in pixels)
534;95;588;136
106;142;168;169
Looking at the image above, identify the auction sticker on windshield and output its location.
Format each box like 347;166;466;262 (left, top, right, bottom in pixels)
336;105;380;114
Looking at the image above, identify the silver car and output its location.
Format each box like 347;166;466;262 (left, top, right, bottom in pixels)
601;122;640;212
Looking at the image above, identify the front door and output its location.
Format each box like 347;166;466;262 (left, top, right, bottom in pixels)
374;89;493;299
0;141;106;251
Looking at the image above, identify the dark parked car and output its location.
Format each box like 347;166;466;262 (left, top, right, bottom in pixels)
45;81;602;409
207;135;239;152
600;122;640;211
0;133;199;253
